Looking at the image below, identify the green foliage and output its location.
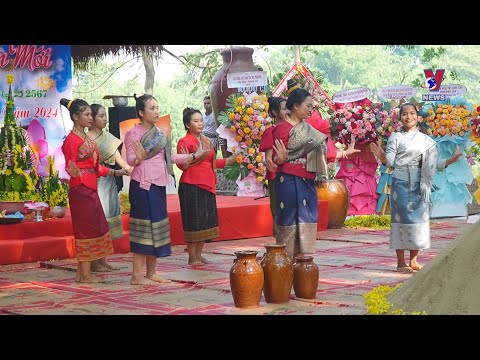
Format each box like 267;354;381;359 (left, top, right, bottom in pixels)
217;93;237;126
344;215;391;229
223;161;249;181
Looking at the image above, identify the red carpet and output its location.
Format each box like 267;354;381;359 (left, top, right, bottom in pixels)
0;195;328;265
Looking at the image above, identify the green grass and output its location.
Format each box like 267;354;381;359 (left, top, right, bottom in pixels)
344;215;391;229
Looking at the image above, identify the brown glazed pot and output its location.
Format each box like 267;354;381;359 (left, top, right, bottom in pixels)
293;255;319;299
230;250;264;308
260;243;293;304
209;46;258;129
316;179;349;229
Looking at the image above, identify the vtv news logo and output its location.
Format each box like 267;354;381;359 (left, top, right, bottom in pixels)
421;69;446;101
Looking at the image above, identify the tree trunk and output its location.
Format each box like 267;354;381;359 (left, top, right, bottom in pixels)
294;45;301;63
142;49;155;95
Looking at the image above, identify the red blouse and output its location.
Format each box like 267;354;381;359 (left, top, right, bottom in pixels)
62;130;110;190
259;125;276;181
176;132;226;193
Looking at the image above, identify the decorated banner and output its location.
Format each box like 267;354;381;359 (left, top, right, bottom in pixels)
272;62;333;109
377;85;417;100
332;87;371;103
0;45;73;149
227;71;268;93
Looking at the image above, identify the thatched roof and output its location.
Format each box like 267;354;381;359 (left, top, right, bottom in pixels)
71;45;164;71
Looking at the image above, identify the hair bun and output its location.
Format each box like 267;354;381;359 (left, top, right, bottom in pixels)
60;98;73;109
287;79;297;89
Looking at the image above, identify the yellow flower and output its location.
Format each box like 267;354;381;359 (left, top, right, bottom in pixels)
255;155;262;163
5;169;12;176
6;73;14;84
256;176;263;183
247;147;255;155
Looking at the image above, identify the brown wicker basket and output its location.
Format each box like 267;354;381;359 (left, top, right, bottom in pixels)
467;180;480;215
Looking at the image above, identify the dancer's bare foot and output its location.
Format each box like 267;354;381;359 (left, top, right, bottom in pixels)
188;260;205;266
97;258;119;271
199;256;211;264
146;273;172;283
409;263;422;271
396;265;414;273
102;263;119;271
91;264;112;272
130;275;158;285
76;274;104;283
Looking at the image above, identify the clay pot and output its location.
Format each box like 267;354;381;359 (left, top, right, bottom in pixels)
210;46;259;129
229;250;264;308
49;205;67;218
260;243;293;304
316;179;349;229
293;255;319;299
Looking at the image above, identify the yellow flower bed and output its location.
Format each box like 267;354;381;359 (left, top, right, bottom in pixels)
363;284;427;315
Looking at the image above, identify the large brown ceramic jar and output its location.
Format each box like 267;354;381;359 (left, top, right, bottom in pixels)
316;179;349;229
210;47;259;157
260;243;293;304
210;46;258;129
293;255;319;299
229;250;264;308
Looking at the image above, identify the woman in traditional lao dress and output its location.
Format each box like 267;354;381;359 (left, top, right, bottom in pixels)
87;104;132;272
271;88;329;258
272;88;359;258
176;107;237;266
370;103;461;272
259;96;287;237
124;94;208;285
60;98;128;283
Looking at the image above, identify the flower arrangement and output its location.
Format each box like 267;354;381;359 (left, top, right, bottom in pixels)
329;99;381;146
375;103;402;142
282;73;334;115
0;74;40;202
375;99;429;146
424;99;472;139
470;104;480;143
217;92;273;185
40;155;69;208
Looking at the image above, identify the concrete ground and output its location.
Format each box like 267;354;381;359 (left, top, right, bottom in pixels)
0;217;471;315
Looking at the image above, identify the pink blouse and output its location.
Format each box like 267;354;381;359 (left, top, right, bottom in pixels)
124;124;190;190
